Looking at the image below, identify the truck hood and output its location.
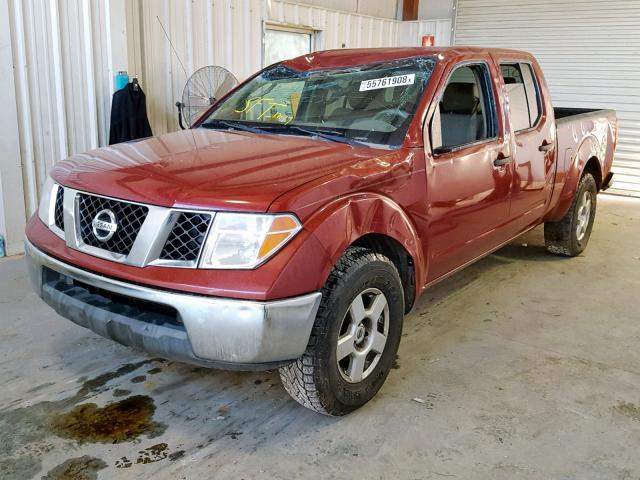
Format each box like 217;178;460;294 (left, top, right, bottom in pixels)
52;129;386;212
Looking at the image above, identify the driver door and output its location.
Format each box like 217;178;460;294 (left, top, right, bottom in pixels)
424;61;514;282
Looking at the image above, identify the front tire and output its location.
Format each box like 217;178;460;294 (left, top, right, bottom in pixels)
279;246;404;416
544;172;597;257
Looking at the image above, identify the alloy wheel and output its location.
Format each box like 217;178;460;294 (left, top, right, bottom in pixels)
336;288;389;383
576;190;592;242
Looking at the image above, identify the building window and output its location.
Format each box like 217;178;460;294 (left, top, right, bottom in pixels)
264;25;313;67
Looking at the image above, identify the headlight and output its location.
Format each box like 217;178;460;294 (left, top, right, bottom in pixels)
37;176;57;227
199;213;301;269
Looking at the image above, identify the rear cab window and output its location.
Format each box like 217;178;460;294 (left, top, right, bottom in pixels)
429;62;498;153
500;63;542;131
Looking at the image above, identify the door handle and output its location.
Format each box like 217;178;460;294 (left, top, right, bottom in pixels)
539;141;554;152
494;156;512;167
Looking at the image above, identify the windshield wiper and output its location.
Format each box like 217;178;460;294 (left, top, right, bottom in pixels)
282;125;364;146
201;120;269;134
202;121;365;146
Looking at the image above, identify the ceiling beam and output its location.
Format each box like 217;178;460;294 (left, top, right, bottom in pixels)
402;0;419;21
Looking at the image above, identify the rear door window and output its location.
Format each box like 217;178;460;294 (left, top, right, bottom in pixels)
500;63;542;131
521;64;541;126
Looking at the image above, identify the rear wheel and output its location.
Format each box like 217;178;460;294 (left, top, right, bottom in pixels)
279;246;404;416
544;172;597;256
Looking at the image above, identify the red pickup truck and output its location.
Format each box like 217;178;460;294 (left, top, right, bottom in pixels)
26;47;617;415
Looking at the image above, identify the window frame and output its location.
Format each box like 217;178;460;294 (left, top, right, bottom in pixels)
498;60;544;134
427;60;500;156
262;23;315;68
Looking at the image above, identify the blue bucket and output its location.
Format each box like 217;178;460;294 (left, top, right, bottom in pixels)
114;71;129;91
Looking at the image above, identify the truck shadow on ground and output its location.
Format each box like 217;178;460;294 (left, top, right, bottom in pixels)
413;226;563;311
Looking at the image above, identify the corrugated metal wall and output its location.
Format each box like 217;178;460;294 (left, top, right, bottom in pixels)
2;0;127;254
8;0;121;215
130;0;452;135
2;0;451;254
126;0;266;135
268;1;401;49
399;18;452;47
454;0;640;196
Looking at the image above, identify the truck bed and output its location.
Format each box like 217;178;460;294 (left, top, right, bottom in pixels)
554;107;615;123
550;107;617;215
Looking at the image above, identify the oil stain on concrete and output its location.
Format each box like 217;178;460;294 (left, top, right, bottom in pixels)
613;401;640;422
50;395;165;444
135;442;169;464
115;456;133;469
0;359;166;480
112;388;131;398
41;456;107;480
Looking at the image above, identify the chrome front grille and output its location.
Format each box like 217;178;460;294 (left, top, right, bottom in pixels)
54;187;65;230
50;186;213;268
160;212;212;262
77;193;148;255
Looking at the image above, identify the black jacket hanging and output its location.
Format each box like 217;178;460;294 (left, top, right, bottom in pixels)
109;82;153;145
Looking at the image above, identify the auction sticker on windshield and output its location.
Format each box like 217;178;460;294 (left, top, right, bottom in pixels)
359;74;415;92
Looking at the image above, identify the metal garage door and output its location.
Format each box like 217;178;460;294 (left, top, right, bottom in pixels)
454;0;640;196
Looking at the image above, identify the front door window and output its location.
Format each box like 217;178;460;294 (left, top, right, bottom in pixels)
430;63;497;153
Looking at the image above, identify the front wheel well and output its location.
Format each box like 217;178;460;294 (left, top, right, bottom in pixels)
583;156;602;190
351;233;416;313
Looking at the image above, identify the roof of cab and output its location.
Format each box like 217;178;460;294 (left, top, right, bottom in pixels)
282;46;534;70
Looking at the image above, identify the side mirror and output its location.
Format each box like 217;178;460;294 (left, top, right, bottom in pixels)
432;146;452;155
429;104;444;153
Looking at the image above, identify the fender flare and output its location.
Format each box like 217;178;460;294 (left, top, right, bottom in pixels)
303;192;426;301
546;134;602;221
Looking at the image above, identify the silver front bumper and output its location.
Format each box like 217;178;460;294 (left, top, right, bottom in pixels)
25;240;321;369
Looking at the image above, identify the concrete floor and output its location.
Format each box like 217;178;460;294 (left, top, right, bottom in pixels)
1;194;639;480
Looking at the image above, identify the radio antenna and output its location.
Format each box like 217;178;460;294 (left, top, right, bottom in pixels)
156;15;188;79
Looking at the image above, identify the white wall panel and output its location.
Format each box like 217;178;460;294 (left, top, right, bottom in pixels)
3;0;125;255
129;0;265;135
399;18;452;47
291;0;399;19
0;0;27;255
132;0;452;135
455;0;640;195
418;0;454;20
268;0;401;49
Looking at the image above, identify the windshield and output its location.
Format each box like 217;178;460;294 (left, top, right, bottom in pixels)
199;56;436;147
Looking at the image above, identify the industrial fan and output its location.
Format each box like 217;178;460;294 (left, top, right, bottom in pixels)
175;65;238;128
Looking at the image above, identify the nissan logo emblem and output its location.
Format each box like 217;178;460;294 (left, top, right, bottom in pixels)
92;209;118;242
